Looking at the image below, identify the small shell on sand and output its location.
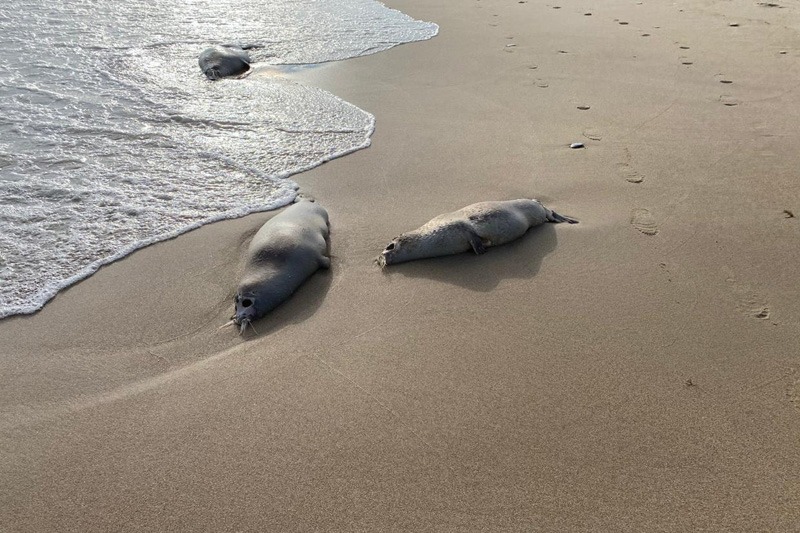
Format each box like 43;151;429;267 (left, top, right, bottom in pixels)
570;142;585;149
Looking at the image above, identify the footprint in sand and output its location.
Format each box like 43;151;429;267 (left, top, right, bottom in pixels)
725;274;771;319
630;208;658;235
523;77;549;88
787;369;800;409
583;129;602;141
618;147;644;183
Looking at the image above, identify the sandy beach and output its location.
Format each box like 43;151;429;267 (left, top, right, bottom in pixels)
2;0;800;530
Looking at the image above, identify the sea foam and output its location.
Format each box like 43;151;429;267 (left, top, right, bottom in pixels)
0;0;437;318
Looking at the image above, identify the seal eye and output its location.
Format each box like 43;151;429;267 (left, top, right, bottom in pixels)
385;242;395;251
241;298;253;308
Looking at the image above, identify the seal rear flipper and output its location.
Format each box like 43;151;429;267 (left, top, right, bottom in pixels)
548;210;579;224
467;231;488;255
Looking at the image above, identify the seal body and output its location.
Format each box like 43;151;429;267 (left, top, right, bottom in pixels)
234;200;330;331
199;46;251;80
378;199;577;266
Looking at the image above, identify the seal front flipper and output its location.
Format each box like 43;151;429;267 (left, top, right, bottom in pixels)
467;230;488;255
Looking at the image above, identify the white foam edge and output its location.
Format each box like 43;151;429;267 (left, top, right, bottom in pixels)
0;112;376;320
269;4;439;66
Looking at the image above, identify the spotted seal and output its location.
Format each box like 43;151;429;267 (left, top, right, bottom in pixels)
198;46;252;80
377;199;577;266
232;199;330;334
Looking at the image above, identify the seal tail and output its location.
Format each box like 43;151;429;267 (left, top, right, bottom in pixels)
548;210;579;224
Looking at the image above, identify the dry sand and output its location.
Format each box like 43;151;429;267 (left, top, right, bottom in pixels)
2;0;800;530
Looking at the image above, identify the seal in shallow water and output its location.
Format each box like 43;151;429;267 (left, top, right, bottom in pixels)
199;46;252;80
377;199;577;267
233;199;331;334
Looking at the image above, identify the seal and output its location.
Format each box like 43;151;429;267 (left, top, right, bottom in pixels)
199;46;252;80
232;199;331;334
377;199;577;267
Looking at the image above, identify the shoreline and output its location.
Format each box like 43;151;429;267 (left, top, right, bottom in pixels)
2;0;800;530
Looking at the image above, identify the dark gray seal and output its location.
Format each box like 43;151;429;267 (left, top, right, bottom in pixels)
199;46;251;80
233;199;331;334
377;199;577;267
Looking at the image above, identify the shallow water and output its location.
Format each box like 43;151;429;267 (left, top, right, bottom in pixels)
0;0;437;318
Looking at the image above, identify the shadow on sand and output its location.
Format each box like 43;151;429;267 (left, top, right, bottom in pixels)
239;266;333;339
380;224;559;292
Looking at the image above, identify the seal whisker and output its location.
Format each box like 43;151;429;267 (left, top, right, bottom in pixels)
218;319;236;330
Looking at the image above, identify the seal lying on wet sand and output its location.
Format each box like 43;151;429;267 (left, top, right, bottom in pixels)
232;199;331;334
377;199;577;267
199;46;252;80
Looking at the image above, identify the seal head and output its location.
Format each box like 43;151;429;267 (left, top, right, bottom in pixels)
199;46;252;80
233;289;261;334
378;235;420;267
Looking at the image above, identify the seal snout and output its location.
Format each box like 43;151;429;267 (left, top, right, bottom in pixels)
377;242;396;268
233;293;258;331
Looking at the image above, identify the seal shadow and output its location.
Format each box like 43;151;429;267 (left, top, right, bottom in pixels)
384;224;559;292
240;267;334;339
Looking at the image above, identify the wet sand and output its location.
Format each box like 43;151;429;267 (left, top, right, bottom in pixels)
2;0;800;530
